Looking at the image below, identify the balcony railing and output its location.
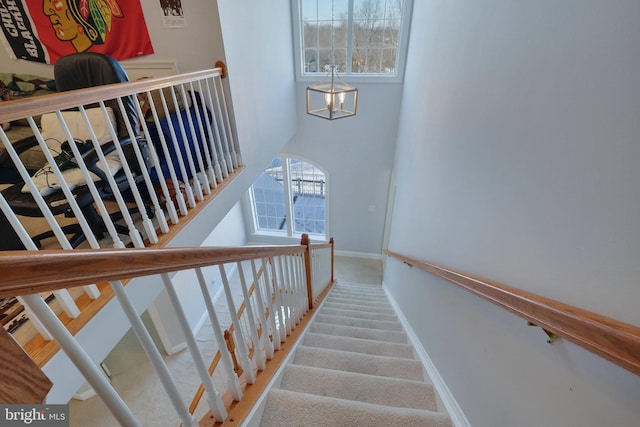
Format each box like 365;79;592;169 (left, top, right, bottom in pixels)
0;237;335;426
0;67;243;341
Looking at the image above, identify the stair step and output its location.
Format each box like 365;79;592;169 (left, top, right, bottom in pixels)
320;306;399;322
279;364;438;411
261;389;451;427
322;300;396;315
294;346;424;381
304;332;415;359
327;296;393;308
330;289;388;301
315;313;403;332
311;321;408;344
333;282;385;293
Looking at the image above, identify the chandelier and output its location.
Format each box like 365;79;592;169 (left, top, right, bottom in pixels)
305;0;358;120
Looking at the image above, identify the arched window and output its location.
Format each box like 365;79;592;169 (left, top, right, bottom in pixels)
249;156;328;238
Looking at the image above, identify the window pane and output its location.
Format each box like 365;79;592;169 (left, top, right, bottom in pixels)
299;0;408;77
301;0;318;21
381;47;397;73
251;158;288;232
289;159;326;235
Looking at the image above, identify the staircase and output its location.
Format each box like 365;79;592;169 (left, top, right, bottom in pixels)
260;281;453;427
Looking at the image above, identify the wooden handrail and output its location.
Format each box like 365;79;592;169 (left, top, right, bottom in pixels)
385;249;640;377
0;327;52;403
0;245;305;298
0;68;223;124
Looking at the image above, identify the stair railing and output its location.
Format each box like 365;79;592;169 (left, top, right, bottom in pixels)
385;249;640;377
0;235;334;426
0;65;243;344
303;235;335;308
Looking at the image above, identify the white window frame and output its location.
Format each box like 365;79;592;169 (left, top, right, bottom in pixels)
246;155;330;240
292;0;414;84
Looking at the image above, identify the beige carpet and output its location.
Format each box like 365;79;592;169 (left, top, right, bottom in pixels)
259;281;452;427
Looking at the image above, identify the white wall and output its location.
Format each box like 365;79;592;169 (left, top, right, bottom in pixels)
0;0;224;77
279;81;402;256
148;202;247;354
384;1;640;426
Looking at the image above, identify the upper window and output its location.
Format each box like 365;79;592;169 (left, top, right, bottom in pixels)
294;0;413;81
249;157;328;239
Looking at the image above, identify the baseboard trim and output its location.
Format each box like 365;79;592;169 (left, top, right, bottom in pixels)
383;281;471;427
72;386;97;401
334;250;381;260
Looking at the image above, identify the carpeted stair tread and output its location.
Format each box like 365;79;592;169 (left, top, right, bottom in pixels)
327;295;393;310
331;288;388;302
327;295;393;308
304;331;415;359
261;389;451;427
279;364;438;411
320;306;399;322
330;290;389;301
310;321;408;344
293;346;424;381
258;281;452;426
323;300;396;315
333;282;384;292
315;313;403;331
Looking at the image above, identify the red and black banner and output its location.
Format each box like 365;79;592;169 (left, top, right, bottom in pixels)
0;0;154;64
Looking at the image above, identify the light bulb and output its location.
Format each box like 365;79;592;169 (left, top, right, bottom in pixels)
325;93;333;111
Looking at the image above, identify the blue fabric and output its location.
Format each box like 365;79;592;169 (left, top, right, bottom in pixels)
147;93;213;183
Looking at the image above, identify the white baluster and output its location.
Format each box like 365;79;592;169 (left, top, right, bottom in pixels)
195;268;243;401
236;262;266;370
259;258;281;350
191;81;217;188
179;84;210;194
268;258;287;342
202;78;228;180
210;77;233;174
75;106;143;248
160;273;227;421
131;97;171;234
168;86;202;203
278;256;293;335
215;76;240;168
218;264;257;384
21;294;141;427
158;88;196;209
109;280;198;427
143;90;186;218
250;259;274;359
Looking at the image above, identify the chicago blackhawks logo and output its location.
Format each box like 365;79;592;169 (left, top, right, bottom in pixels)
43;0;123;52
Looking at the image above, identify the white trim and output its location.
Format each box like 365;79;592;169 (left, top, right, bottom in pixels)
121;59;179;80
383;281;471;427
147;302;188;356
334;250;381;260
72;384;97;401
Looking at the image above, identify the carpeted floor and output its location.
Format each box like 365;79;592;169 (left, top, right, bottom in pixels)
259;280;452;427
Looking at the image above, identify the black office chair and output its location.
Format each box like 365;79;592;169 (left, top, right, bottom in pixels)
0;53;149;249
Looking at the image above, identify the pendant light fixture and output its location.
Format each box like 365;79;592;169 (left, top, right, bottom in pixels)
306;0;358;120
